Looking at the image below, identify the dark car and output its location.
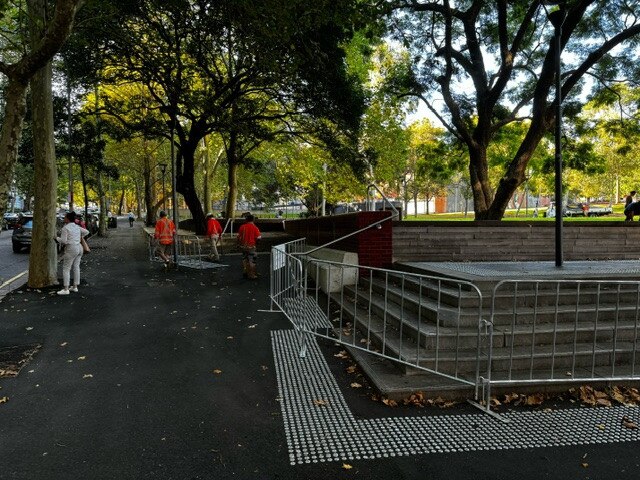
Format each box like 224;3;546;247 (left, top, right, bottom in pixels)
12;214;65;253
12;214;33;252
3;212;20;230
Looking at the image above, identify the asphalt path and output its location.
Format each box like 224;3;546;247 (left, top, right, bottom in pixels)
0;218;637;479
0;227;29;283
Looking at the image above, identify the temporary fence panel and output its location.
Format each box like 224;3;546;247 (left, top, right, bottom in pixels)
481;279;640;407
270;238;486;392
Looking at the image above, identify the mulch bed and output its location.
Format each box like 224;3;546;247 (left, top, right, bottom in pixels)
0;344;41;378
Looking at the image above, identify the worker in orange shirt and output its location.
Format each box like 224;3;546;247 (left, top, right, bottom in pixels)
154;210;176;267
205;213;223;261
237;213;261;279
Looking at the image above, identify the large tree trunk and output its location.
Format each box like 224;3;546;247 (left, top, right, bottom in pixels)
176;139;206;234
143;153;155;225
468;145;495;220
202;136;211;215
224;131;239;219
27;0;58;288
97;171;107;236
134;178;142;219
0;80;28;221
0;0;83;221
117;186;125;215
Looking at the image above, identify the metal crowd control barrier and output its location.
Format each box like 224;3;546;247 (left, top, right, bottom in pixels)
146;230;204;269
175;234;204;269
270;237;486;395
480;279;640;411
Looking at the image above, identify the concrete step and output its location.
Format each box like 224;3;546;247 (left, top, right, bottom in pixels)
332;291;640;378
342;284;481;330
333;290;494;351
362;274;480;310
406;341;640;377
497;320;640;347
491;302;640;326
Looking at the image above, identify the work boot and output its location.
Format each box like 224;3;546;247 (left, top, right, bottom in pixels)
247;263;258;280
242;259;250;278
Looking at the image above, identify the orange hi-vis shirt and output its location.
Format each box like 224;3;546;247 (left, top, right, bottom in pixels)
206;218;222;237
237;222;261;248
154;217;176;244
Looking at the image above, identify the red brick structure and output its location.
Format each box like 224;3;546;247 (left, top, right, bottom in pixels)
283;212;393;268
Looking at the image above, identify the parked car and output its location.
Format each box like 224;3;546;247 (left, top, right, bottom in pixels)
12;214;65;253
12;214;33;252
3;212;20;230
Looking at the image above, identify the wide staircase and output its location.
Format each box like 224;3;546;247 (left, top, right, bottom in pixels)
324;266;640;398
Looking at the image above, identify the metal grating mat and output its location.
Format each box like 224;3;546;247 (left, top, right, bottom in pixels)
271;329;640;465
281;296;331;329
407;260;640;278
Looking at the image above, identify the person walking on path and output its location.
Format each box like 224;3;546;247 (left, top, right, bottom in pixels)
128;212;135;227
205;213;223;261
56;211;89;296
237;214;261;279
154;210;176;267
625;191;637;221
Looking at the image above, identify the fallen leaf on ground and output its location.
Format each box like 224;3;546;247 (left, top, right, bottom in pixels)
382;398;398;407
77;356;86;361
25;327;33;331
525;394;545;406
213;369;222;374
0;397;8;404
342;463;353;470
334;350;349;359
350;383;363;389
346;365;357;374
247;324;257;329
313;399;328;407
622;416;638;429
60;342;67;347
83;374;93;379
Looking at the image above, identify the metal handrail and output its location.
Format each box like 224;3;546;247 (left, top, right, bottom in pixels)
366;183;399;217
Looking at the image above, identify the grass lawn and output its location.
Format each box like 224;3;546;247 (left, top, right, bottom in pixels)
402;204;628;221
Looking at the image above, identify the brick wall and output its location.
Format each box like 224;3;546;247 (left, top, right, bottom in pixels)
393;221;640;262
284;212;393;268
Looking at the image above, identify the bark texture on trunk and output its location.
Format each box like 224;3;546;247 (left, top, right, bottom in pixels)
0;80;28;220
97;171;107;236
176;139;206;234
27;0;59;288
0;0;83;222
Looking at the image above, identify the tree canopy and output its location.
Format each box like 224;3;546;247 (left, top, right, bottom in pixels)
385;0;640;219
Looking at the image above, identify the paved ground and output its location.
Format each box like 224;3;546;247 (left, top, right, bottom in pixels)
0;219;638;479
0;228;29;284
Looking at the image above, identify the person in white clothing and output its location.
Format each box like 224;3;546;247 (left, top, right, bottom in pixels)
56;211;89;296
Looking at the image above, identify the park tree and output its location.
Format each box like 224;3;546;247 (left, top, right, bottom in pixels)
385;0;640;220
0;0;83;221
0;0;83;287
81;0;367;232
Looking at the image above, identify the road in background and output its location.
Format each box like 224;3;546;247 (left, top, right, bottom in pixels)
0;228;29;283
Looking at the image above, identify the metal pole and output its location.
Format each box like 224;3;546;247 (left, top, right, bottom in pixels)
160;165;167;213
550;9;566;267
321;163;327;216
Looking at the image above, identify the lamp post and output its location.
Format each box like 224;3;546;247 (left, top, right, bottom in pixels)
321;163;327;216
158;163;167;213
543;1;567;267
